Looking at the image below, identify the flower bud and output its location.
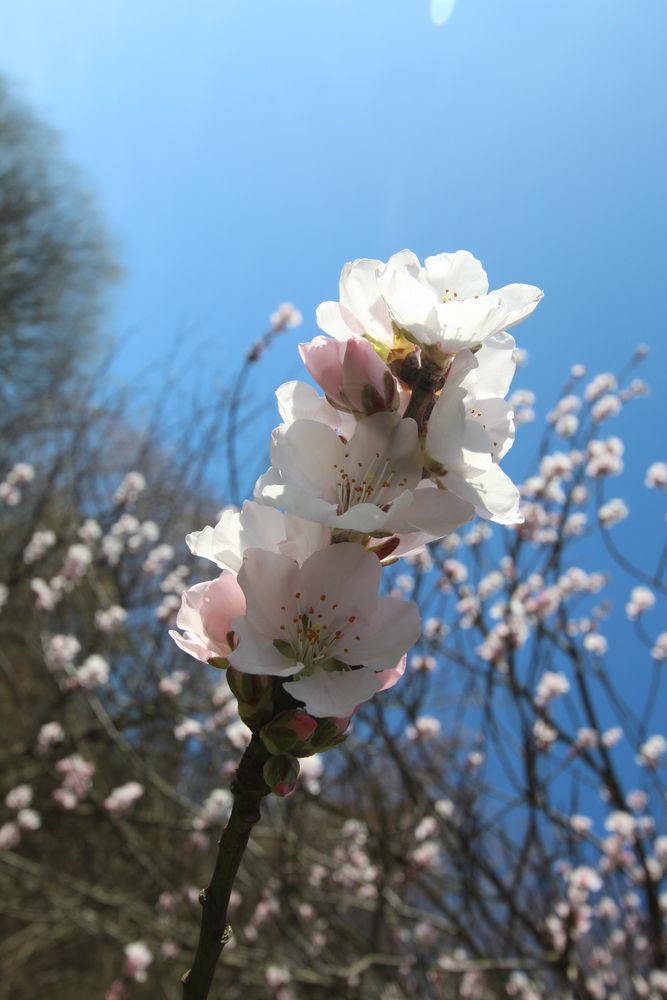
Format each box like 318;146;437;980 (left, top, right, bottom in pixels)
260;710;350;757
299;335;398;417
263;753;300;796
226;668;278;729
309;716;350;752
260;710;318;756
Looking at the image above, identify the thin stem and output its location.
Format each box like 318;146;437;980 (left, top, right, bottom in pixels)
181;734;271;999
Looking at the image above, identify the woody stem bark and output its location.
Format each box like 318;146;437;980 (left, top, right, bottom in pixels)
181;734;270;1000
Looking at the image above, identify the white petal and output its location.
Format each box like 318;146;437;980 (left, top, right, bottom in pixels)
349;596;422;670
465;331;516;399
315;301;361;340
424;250;489;299
426;387;468;469
339;258;393;346
279;515;332;564
299;542;381;625
403;483;474;537
237;548;301;636
377;257;440;340
275;380;352;433
331;491;414;533
187;502;288;573
345;412;422;499
284;667;385;718
468;397;515;461
432;296;506;352
257;478;340;524
230;618;301;677
269;420;343;500
494;283;543;328
446;465;522;525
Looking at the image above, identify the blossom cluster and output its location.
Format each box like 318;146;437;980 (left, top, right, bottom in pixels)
171;250;542;783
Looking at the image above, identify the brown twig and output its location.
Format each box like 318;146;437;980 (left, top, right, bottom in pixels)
181;734;271;999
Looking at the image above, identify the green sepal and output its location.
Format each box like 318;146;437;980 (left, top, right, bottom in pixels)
207;656;229;670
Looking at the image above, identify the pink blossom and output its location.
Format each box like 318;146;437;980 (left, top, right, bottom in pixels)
601;726;623;748
44;633;81;672
583;633;608;656
265;965;292;988
6;462;34;485
410;840;440;870
123;941;153;982
299;334;398;417
598;498;629;527
570;814;593;835
23;529;56;564
0;822;20;851
104;782;145;814
591;394;621;423
584;373;617;403
535;671;570;706
36;721;65;754
645;461;667;489
0;483;20;505
605;811;636;840
406;716;441;741
54;753;95;804
77;518;102;543
17;808;41;831
625;586;655;620
114;472;146;504
94;605;127;632
414;816;438;841
270;302;302;330
76;654;110;689
636;734;666;769
5;784;33;810
52;788;78;811
435;798;455;819
174;719;203;742
170;571;246;664
533;718;558;751
651;632;667;661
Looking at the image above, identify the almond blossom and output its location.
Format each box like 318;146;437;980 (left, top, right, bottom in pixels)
255;411;423;534
299;333;399;416
376;249;542;360
169;572;246;665
425;348;522;525
228;543;420;717
186;501;330;574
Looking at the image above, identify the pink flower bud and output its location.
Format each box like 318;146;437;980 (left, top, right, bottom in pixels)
299;335;398;416
263;753;300;796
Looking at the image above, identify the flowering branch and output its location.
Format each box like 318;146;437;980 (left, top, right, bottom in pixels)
181;733;271;999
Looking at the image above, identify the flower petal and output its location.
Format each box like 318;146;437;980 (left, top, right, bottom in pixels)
446;464;522;525
230;618;302;677
236;548;301;636
347;595;422;670
403;483;474;537
494;283;543;328
284;667;385;718
424;250;489;299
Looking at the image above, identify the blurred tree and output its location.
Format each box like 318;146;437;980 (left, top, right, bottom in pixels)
0;75;117;433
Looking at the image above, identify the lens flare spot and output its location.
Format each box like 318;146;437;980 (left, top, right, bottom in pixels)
430;0;457;26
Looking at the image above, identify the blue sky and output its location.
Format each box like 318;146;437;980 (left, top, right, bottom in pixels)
2;0;664;548
1;0;665;795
